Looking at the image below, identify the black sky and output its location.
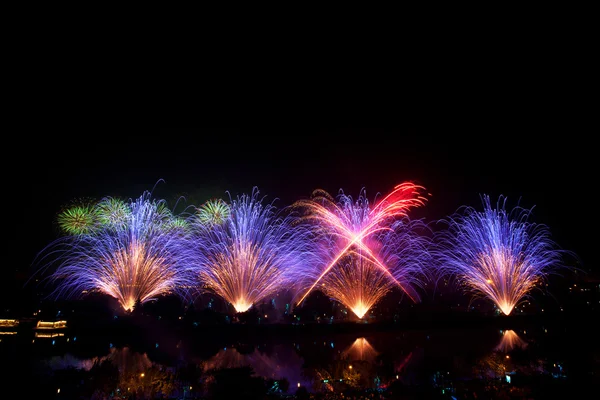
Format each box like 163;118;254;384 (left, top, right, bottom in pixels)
10;125;593;277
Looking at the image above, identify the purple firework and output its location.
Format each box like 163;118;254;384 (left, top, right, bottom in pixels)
35;192;193;311
290;186;432;318
436;194;569;315
189;188;311;313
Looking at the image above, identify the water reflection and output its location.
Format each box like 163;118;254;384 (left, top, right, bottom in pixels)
104;347;153;374
44;352;93;371
341;337;379;363
44;347;153;373
37;334;422;395
203;344;309;388
17;324;594;398
474;329;537;385
300;336;388;393
494;329;528;353
43;347;180;398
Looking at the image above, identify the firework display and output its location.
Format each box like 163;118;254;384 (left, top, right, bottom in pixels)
57;203;99;235
197;198;230;225
165;216;191;232
436;195;565;315
38;192;193;311
189;188;311;313
34;182;574;319
291;183;429;318
95;197;131;230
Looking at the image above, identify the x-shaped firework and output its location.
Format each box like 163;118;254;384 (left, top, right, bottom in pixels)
295;182;428;305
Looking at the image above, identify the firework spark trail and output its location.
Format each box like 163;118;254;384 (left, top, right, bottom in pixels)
436;195;566;315
293;183;429;317
190;188;311;313
37;192;193;311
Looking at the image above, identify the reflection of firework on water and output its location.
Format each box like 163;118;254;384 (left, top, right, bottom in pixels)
436;195;566;315
292;183;430;318
38;192;193;311
394;351;414;375
197;199;230;225
495;330;528;352
104;346;153;373
43;346;153;373
204;345;308;386
57;202;99;235
190;188;310;313
43;353;96;371
203;347;251;371
342;337;379;363
203;348;279;374
96;197;130;229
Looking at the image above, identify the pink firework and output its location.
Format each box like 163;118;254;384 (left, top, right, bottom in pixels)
293;182;429;318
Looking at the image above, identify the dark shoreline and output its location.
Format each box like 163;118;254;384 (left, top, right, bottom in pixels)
9;310;581;342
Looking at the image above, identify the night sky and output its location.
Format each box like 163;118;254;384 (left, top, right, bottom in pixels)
11;126;591;282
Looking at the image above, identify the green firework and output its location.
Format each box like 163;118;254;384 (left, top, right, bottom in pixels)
165;216;191;232
197;199;230;225
57;204;98;235
96;197;130;229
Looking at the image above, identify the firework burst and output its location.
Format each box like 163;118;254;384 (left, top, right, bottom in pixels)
190;188;310;313
57;202;99;235
197;198;230;225
37;192;193;311
436;195;566;315
96;197;131;229
292;183;429;318
165;216;191;232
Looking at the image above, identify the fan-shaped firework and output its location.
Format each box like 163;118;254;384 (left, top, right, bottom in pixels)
190;188;310;313
436;195;565;315
292;183;430;318
322;252;397;319
57;203;99;235
39;192;193;311
96;197;130;229
197;198;230;225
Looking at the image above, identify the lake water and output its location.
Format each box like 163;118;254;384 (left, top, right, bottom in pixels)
1;316;598;399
